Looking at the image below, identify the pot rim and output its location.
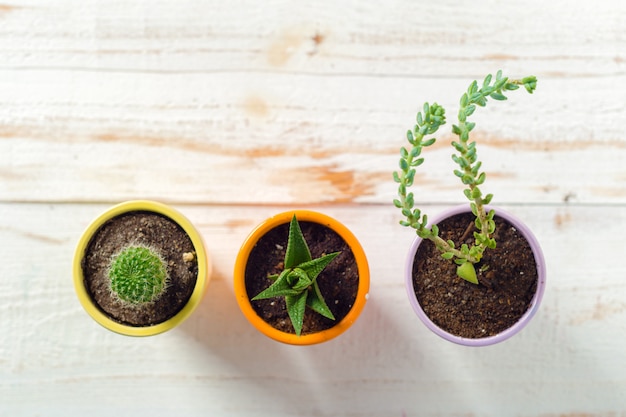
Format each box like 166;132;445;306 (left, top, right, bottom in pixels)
73;200;211;337
404;204;546;346
234;210;370;345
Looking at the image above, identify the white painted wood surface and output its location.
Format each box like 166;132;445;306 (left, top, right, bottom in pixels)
1;0;625;416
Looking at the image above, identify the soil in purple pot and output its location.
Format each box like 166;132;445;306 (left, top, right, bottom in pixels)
412;212;538;338
244;221;359;335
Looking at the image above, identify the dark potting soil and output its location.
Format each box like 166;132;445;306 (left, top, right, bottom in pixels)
244;221;359;335
81;211;198;327
412;212;538;339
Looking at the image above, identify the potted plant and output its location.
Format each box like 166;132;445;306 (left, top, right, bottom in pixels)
393;71;546;346
73;200;211;336
234;210;369;345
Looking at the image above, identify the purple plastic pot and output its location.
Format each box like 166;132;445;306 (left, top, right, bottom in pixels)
405;205;546;346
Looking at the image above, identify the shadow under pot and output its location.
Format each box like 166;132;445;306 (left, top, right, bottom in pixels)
73;200;211;336
234;210;370;345
405;205;546;346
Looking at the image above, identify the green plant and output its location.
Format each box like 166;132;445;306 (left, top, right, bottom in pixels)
252;215;339;336
108;245;169;305
393;71;537;284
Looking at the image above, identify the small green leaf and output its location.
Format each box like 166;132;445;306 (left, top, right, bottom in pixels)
483;73;493;88
522;76;537;93
483;194;494;205
441;252;454;260
460;93;469;107
307;281;335;320
422;138;436;147
285;292;308;336
405;170;415;186
393;199;402;208
471;161;482;175
399;158;409;171
469;80;478;94
451;141;464;153
457;262;478;284
252;270;301;300
392;171;401;183
285;268;313;292
406;192;414;207
285;215;312;269
490;92;507;101
411;157;424;167
461;174;473;184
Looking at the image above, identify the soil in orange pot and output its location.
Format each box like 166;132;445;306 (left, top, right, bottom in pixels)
244;221;359;335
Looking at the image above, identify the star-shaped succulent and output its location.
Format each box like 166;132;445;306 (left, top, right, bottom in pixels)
252;215;339;336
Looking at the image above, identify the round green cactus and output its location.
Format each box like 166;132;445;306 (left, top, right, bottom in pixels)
108;245;168;305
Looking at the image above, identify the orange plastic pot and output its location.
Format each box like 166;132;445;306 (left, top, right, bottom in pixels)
73;200;211;336
234;210;369;345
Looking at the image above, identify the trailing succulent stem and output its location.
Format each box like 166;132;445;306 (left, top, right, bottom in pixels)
108;245;169;305
252;215;339;336
393;71;537;284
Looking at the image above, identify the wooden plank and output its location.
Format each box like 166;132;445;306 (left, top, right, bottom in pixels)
1;71;624;204
1;202;625;415
0;0;622;77
1;0;624;205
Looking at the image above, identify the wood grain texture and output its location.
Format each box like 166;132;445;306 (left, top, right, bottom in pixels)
0;0;624;205
1;0;625;415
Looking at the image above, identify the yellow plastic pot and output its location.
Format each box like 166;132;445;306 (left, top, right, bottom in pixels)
73;200;210;336
234;210;369;345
